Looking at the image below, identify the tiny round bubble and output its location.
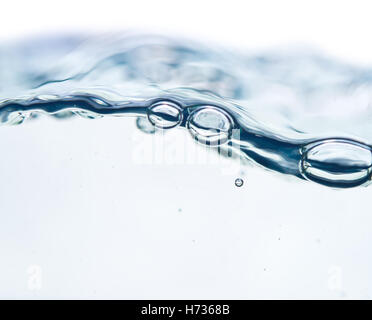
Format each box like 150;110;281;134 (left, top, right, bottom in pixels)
235;178;244;187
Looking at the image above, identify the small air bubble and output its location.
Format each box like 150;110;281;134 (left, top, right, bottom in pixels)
136;117;155;134
235;178;244;187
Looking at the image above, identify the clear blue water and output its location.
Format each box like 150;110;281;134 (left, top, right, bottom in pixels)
1;34;372;188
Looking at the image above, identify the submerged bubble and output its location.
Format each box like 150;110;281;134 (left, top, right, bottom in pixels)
136;117;156;134
74;110;103;119
147;101;183;129
187;106;233;146
235;178;244;187
300;139;372;188
0;111;28;125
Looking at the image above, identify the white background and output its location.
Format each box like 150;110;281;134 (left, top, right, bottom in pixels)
2;0;372;63
0;0;372;299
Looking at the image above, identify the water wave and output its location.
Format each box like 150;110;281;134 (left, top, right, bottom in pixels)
1;34;372;188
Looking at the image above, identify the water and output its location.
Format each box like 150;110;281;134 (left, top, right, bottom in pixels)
1;34;372;188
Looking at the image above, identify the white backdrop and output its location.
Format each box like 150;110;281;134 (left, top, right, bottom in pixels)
2;0;372;63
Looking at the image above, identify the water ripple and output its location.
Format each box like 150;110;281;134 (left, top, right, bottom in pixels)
1;34;372;188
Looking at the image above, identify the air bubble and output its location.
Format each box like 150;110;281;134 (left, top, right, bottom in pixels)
1;111;28;125
235;178;244;187
147;101;183;129
300;139;372;188
136;117;155;134
187;106;233;146
74;110;103;119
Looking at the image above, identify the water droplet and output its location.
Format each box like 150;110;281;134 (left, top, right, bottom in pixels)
147;101;183;129
235;178;244;187
300;139;372;188
187;106;233;146
136;117;155;134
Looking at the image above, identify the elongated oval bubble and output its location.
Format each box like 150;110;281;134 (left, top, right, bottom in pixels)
147;101;183;129
187;107;233;146
300;139;372;188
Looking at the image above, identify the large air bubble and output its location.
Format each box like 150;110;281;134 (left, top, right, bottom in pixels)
300;139;372;188
186;106;233;146
147;101;183;129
